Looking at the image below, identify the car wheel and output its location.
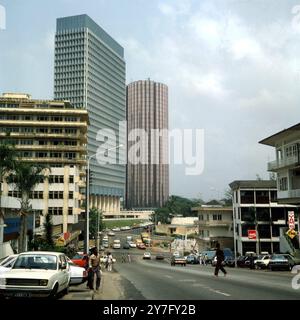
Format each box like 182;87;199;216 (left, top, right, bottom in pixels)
49;283;59;300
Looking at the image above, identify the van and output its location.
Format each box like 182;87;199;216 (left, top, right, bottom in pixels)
113;239;121;249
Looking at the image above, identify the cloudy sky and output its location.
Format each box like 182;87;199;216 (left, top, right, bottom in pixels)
1;0;300;200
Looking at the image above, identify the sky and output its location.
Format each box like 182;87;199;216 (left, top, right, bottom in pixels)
1;0;300;201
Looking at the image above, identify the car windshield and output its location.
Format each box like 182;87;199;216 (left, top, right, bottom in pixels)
206;251;216;258
13;254;58;270
272;255;285;260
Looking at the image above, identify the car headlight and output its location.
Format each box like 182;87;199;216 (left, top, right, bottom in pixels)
0;278;6;286
39;279;48;286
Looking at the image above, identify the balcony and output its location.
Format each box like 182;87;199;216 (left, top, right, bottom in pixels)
15;145;86;152
278;189;300;203
268;155;299;171
197;220;232;227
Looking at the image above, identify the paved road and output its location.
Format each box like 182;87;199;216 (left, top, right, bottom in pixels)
114;254;300;300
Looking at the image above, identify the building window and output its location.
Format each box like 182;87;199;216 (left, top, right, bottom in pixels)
68;207;73;215
68;192;73;199
49;175;64;183
69;176;74;183
279;177;288;191
240;190;255;204
49;191;64;199
255;191;269;204
270;191;277;202
48;207;63;215
213;214;222;221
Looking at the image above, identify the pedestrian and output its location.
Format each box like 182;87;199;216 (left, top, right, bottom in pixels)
204;254;208;266
88;247;102;291
214;243;227;277
127;253;131;263
121;254;126;263
107;252;114;272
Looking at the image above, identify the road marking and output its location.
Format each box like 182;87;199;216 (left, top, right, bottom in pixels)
209;288;231;297
165;275;173;279
178;279;196;282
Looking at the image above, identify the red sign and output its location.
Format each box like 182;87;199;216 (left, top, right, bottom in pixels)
63;232;70;240
288;211;295;230
248;230;257;240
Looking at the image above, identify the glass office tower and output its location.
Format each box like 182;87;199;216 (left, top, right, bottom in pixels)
54;14;126;213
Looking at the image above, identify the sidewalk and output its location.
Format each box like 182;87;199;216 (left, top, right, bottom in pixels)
62;268;124;300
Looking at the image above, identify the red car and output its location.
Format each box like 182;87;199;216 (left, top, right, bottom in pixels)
71;252;88;268
137;243;146;250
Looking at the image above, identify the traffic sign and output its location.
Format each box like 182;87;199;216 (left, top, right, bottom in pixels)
286;229;297;239
288;211;295;230
248;230;257;240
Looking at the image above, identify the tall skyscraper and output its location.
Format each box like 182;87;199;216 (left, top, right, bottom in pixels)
54;14;126;213
126;79;169;209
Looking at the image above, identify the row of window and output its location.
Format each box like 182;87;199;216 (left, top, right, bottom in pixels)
18;151;78;159
49;191;73;199
49;175;74;184
199;214;223;221
0;115;79;122
8;191;74;199
0;127;78;134
239;190;277;204
48;207;73;215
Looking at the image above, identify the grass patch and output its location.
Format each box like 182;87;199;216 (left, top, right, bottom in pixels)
104;219;148;229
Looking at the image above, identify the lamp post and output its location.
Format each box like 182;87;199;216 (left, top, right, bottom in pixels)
84;144;123;254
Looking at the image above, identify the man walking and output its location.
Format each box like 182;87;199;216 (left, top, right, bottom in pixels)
214;243;227;277
88;247;102;291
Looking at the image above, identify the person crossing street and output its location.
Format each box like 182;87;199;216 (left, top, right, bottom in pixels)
214;243;227;277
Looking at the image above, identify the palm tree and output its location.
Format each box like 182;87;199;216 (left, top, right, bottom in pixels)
7;162;47;253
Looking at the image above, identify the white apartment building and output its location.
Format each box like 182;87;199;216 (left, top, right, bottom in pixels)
260;123;300;204
192;206;233;251
229;180;297;255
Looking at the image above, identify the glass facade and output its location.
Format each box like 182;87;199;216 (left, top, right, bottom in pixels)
54;14;126;197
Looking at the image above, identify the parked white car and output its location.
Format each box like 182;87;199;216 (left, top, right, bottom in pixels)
65;257;87;286
254;255;272;269
0;251;70;298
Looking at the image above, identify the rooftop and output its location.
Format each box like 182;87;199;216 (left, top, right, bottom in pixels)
259;123;300;147
229;180;277;190
56;14;124;58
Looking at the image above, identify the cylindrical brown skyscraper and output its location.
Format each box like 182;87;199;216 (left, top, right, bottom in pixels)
126;79;169;209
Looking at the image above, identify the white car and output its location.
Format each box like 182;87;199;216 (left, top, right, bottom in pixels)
113;239;121;249
121;226;131;231
254;255;272;269
128;241;136;248
66;257;87;286
143;252;151;260
0;251;70;299
112;227;121;232
108;231;115;236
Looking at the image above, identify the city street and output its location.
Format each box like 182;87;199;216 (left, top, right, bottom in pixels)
114;254;300;300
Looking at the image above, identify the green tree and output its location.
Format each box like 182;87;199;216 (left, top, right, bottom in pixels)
221;188;233;206
44;212;54;249
7;162;48;252
89;208;105;240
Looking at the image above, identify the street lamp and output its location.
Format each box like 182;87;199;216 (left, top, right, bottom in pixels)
84;144;123;254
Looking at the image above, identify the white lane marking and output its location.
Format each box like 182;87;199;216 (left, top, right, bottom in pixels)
209;288;231;297
165;275;173;279
178;279;196;282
